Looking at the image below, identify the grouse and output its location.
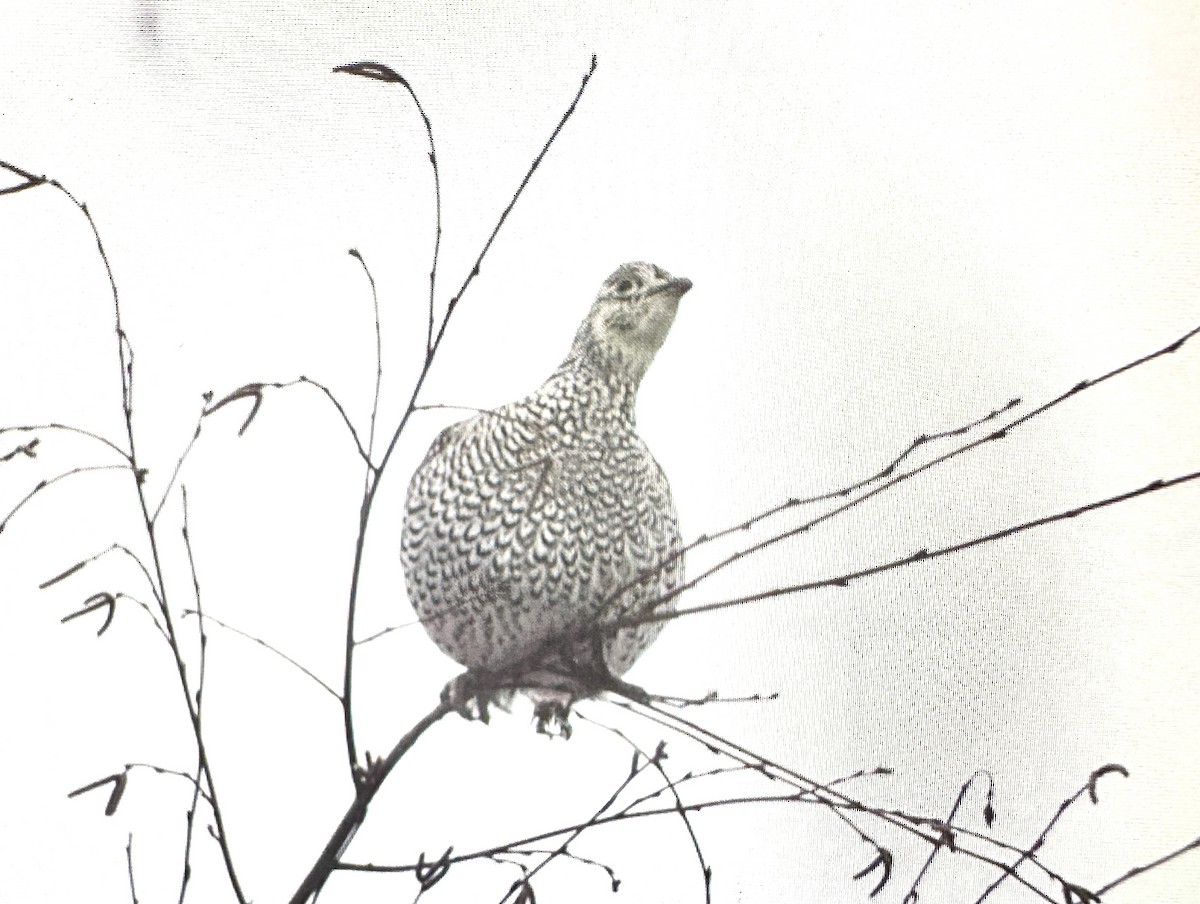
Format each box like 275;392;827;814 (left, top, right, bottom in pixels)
401;261;691;729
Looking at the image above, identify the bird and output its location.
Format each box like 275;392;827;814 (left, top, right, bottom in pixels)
401;261;692;733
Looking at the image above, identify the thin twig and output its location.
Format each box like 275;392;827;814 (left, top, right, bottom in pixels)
1096;835;1200;895
906;771;990;902
126;833;139;904
0;463;133;534
491;738;652;904
123;762;214;807
603;322;1200;627
0;437;40;462
181;609;340;700
334;793;799;873
333;53;598;783
494;848;620;893
0;424;130;461
578;714;711;902
431;54;598;353
975;766;1126;903
602;468;1200;632
178;486;205;904
0;158;47;195
348;249;383;472
39;542;164;606
412;402;490;415
394;75;442;357
623;701;1064;901
204;377;372;468
670;398;1021;570
335;789;1056;904
115;592;170;642
152;401;207;524
48;178;249;904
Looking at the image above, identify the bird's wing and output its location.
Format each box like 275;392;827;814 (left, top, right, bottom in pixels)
403;407;566;582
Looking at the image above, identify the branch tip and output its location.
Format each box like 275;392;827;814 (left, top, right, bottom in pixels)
1087;764;1129;804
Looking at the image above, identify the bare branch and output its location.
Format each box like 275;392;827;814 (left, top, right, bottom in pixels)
412;402;490;416
178;486;205;904
0;158;47;195
488;740;651;904
333;52;599;784
181;608;340;701
285;701;454;904
493;848;620;893
677;397;1021;563
578;714;710;902
906;771;993;902
975;767;1127;903
0;423;130;461
0;463;133;535
123;762;214;807
126;833;139;904
44;179;250;904
334;66;443;357
430;54;598;352
1096;835;1200;896
336;788;1063;904
39;542;164;605
604;322;1200;626
604;468;1200;632
348;249;384;468
152;400;208;524
623;701;1063;901
0;437;40;462
203;377;372;467
113;593;170;642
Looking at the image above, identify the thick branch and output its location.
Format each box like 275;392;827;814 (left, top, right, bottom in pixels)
285;701;453;904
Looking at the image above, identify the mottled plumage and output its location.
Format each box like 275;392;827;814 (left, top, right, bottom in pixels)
401;262;691;711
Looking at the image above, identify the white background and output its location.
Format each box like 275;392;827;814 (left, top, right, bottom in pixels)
0;2;1197;902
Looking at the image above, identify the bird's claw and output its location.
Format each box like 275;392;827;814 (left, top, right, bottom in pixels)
441;671;513;723
441;663;651;736
533;699;573;739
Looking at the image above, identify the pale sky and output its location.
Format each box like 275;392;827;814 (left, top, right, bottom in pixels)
1;2;1197;902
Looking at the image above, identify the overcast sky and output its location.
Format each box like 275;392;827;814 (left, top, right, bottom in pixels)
1;2;1198;902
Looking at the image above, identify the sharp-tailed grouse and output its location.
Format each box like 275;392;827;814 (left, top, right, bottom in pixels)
401;261;691;727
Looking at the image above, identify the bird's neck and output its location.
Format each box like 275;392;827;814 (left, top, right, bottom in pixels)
542;353;640;425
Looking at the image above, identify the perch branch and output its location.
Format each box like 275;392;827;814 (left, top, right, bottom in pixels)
285;701;454;904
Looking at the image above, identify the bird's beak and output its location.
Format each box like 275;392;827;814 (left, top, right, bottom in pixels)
658;276;693;297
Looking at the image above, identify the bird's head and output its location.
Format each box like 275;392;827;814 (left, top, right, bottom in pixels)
569;261;693;383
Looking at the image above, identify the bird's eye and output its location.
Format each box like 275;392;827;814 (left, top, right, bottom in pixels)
615;279;633;294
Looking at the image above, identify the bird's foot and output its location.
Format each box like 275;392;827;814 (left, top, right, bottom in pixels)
440;664;651;735
520;663;650;738
532;697;574;739
541;660;651;705
440;671;515;723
